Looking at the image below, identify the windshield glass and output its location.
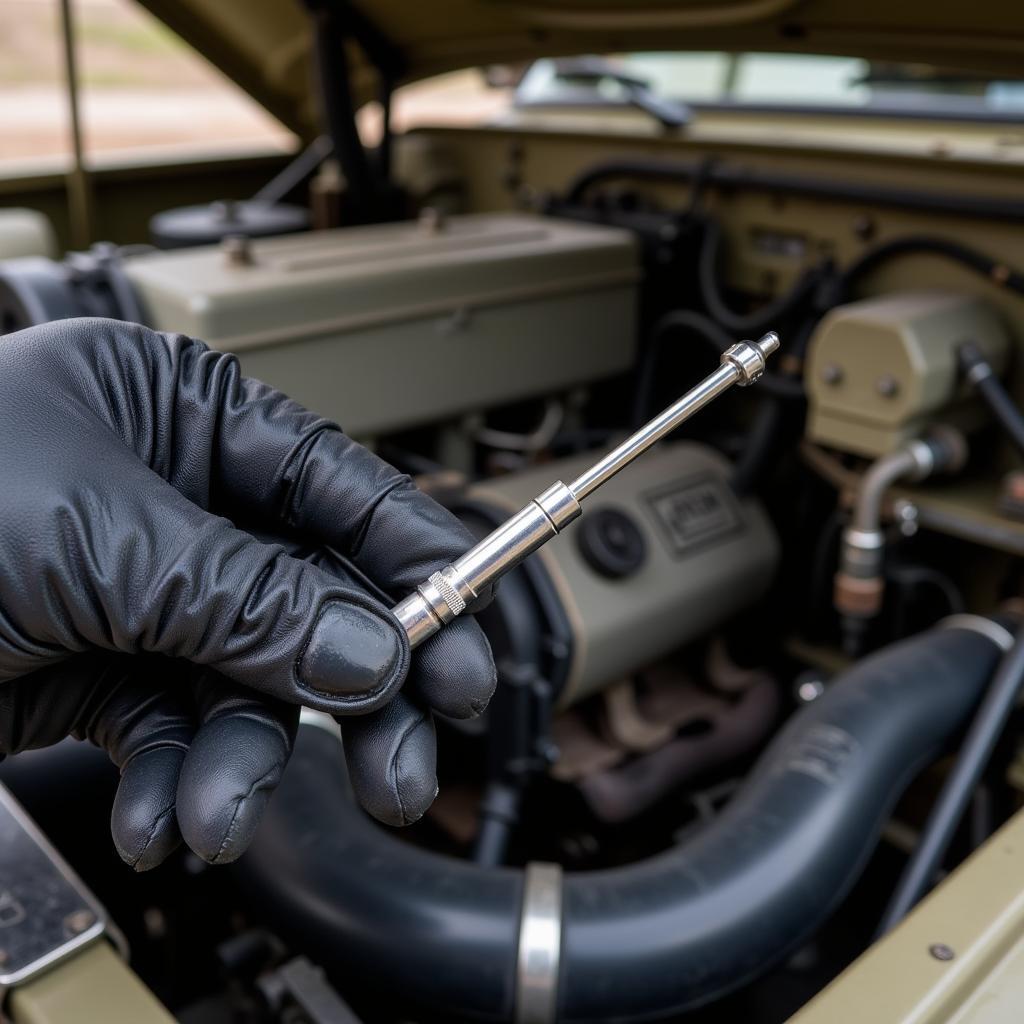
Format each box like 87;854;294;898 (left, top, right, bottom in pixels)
516;53;1024;119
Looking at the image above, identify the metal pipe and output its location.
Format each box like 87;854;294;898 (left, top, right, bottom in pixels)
834;428;966;654
391;332;780;649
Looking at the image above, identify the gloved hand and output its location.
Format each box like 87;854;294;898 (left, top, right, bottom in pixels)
0;317;496;866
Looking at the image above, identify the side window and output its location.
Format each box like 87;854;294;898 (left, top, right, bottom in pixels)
363;69;515;138
0;0;73;172
0;0;295;176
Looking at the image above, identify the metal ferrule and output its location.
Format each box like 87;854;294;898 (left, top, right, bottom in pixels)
722;336;774;385
840;528;885;578
393;482;583;650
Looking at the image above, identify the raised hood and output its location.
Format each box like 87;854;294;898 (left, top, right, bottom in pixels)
136;0;1024;136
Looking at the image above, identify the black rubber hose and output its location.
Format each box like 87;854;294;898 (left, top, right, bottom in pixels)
561;158;1024;223
238;621;1002;1023
877;621;1023;935
731;314;818;496
958;341;1024;460
632;309;803;428
837;235;1024;299
698;219;826;336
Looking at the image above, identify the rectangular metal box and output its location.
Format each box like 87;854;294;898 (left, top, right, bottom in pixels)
125;214;640;436
804;291;1009;457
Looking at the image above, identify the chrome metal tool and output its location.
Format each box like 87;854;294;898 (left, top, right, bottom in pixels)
392;331;780;649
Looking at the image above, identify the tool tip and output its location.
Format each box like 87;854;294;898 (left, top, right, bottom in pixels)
757;331;781;357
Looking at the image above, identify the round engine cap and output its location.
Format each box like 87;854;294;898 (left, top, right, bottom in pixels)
576;506;646;579
149;200;310;249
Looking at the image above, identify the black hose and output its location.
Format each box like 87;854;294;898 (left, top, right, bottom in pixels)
561;158;1024;223
958;341;1024;460
877;620;1023;935
730;314;818;496
838;235;1024;300
698;219;826;336
632;309;802;429
238;621;1002;1023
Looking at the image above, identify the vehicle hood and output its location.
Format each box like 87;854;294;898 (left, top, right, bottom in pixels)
136;0;1024;135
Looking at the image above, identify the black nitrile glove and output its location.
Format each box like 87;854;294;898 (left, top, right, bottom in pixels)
0;318;496;866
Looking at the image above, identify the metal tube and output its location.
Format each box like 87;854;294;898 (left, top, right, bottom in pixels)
392;332;779;649
569;362;736;501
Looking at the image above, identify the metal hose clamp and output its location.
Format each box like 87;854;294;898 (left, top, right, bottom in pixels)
515;862;563;1024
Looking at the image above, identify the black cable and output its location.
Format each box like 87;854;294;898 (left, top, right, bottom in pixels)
631;309;803;429
562;157;1024;223
958;341;1024;460
877;621;1024;936
888;565;966;617
731;313;819;496
839;235;1024;300
698;219;828;336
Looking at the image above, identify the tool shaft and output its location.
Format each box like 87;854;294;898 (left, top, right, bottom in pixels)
392;332;779;649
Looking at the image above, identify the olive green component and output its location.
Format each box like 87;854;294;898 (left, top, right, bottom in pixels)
787;806;1024;1024
471;442;779;706
124;213;639;438
9;942;174;1024
0;210;56;260
805;292;1009;457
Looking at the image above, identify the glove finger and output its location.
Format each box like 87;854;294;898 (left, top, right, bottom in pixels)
113;746;187;872
0;654;189;870
339;693;437;826
176;677;298;865
411;617;496;720
299;548;496;720
82;657;195;872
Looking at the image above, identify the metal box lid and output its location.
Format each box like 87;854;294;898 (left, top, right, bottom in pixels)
125;213;639;351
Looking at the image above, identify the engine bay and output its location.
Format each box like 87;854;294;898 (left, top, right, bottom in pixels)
3;112;1024;1023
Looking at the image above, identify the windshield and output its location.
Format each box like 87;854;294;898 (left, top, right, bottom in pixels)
515;53;1024;119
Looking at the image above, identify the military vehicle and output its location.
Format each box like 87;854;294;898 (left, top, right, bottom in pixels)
2;2;1024;1021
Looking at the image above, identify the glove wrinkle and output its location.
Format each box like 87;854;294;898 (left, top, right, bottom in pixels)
208;760;281;865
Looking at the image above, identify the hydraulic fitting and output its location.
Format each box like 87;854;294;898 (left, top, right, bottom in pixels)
835;426;967;654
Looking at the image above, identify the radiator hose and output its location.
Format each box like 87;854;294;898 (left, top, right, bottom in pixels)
238;618;1007;1023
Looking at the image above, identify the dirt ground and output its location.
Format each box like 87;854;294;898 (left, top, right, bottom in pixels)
0;0;295;169
0;0;509;173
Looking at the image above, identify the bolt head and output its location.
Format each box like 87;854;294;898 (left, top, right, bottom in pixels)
820;363;844;386
876;374;901;399
929;943;955;961
64;909;95;936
